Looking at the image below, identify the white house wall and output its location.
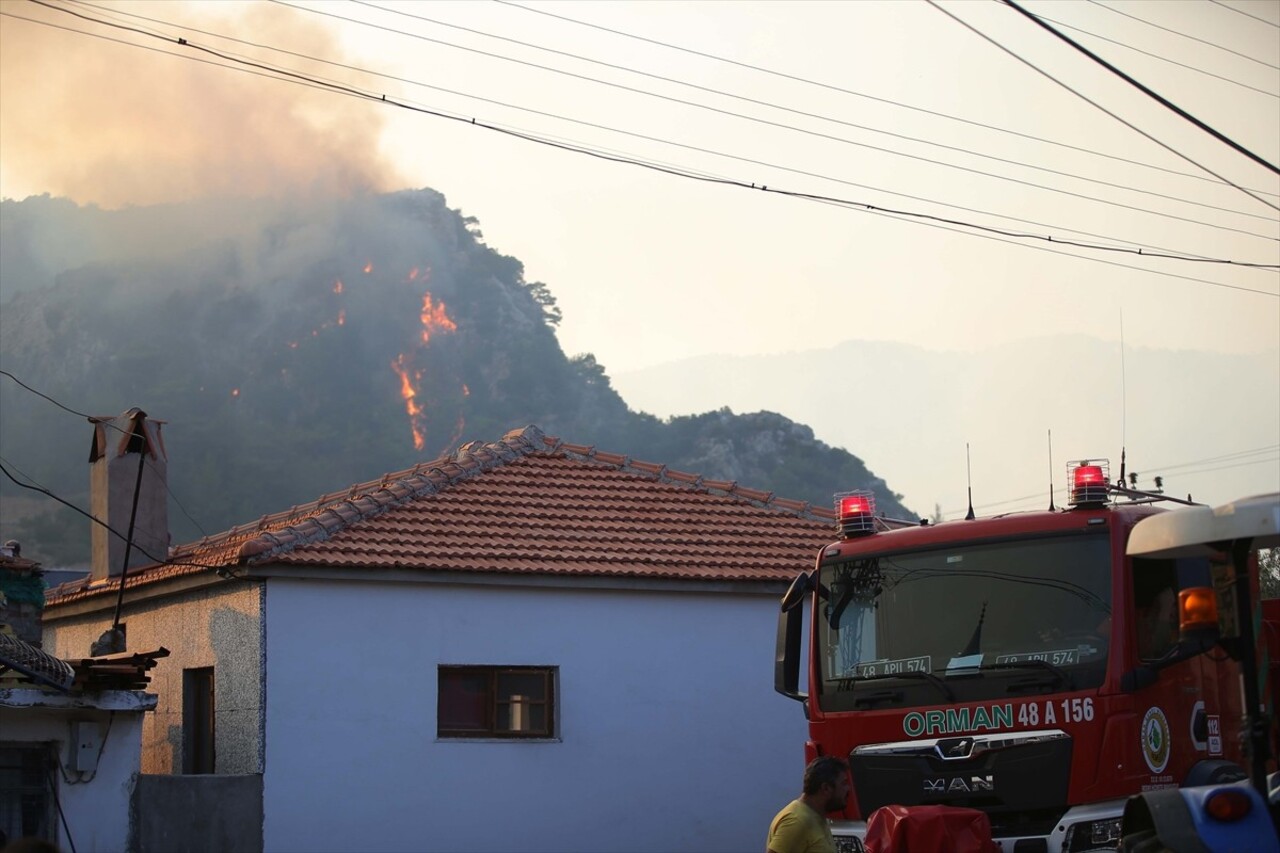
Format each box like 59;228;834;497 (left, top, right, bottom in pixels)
43;581;264;774
263;577;807;853
1;698;146;852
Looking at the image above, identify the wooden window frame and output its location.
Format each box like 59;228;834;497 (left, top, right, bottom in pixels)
437;665;557;739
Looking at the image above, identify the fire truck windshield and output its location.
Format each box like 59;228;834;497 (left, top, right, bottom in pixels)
817;533;1112;708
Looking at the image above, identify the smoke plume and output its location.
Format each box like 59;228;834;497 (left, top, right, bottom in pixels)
0;0;404;207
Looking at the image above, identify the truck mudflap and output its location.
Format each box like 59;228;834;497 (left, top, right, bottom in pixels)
829;798;1129;853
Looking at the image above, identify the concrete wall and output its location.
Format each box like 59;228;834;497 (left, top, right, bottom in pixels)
262;578;807;853
44;582;264;774
1;694;147;852
133;774;263;853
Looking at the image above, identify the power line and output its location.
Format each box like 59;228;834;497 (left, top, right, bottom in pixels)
1086;0;1280;71
9;3;1279;280
945;450;1278;516
829;195;1277;296
0;458;217;572
270;0;1277;234
343;0;1274;223
0;369;208;537
493;0;1279;199
1000;0;1280;183
1208;0;1280;30
1034;11;1279;98
1142;444;1280;474
56;0;1280;257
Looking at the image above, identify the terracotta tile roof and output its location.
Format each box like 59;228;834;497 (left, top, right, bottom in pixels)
46;426;838;605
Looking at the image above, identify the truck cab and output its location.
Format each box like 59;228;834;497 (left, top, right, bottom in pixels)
776;463;1270;852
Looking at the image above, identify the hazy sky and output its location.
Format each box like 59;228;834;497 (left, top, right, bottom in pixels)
2;0;1277;511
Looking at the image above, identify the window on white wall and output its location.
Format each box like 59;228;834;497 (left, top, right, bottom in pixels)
0;744;55;844
437;666;557;739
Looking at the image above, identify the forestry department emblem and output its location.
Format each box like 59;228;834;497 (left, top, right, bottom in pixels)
1142;706;1171;774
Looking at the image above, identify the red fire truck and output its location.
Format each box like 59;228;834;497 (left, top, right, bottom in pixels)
774;460;1279;852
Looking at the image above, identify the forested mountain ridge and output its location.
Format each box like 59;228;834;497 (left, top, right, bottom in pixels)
0;189;909;566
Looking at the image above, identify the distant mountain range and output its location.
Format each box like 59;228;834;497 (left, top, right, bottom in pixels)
613;337;1280;518
0;190;909;566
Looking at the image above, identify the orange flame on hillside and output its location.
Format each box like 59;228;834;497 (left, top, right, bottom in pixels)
363;262;373;274
419;294;457;344
334;279;344;294
392;290;459;452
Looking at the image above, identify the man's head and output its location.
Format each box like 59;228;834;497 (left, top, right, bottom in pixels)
803;756;851;812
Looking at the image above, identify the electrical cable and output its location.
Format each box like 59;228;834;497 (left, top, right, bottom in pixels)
947;451;1279;517
0;369;208;536
847;200;1277;294
0;457;224;573
1208;0;1280;29
935;0;1280;214
267;0;1277;232
49;1;1280;258
342;0;1275;221
493;0;1279;199
10;3;1278;276
1033;11;1279;98
48;765;78;853
999;0;1280;183
1085;0;1280;71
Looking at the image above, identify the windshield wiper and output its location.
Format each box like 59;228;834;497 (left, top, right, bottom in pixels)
977;659;1074;691
838;669;956;702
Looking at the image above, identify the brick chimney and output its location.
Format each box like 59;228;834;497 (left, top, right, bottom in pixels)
89;409;169;582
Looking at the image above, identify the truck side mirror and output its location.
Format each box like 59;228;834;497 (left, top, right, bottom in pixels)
775;572;813;703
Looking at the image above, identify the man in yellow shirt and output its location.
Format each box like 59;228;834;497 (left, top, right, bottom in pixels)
766;756;851;853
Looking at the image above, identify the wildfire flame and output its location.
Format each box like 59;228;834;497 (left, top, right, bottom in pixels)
392;288;459;452
333;279;344;295
419;294;457;344
363;261;373;274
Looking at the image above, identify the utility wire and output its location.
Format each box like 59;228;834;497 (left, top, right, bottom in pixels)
493;0;1279;199
1035;12;1278;98
344;0;1274;222
1143;444;1280;474
823;195;1277;296
10;2;1279;279
1086;0;1280;70
947;448;1278;516
1209;0;1280;29
0;369;208;536
1000;0;1280;183
0;458;219;572
57;0;1280;257
270;0;1276;233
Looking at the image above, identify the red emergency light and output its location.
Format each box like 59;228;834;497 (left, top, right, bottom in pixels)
835;490;876;538
1067;459;1110;506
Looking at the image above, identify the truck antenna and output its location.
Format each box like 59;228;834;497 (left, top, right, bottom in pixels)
965;443;975;520
1117;310;1128;490
1047;430;1056;511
